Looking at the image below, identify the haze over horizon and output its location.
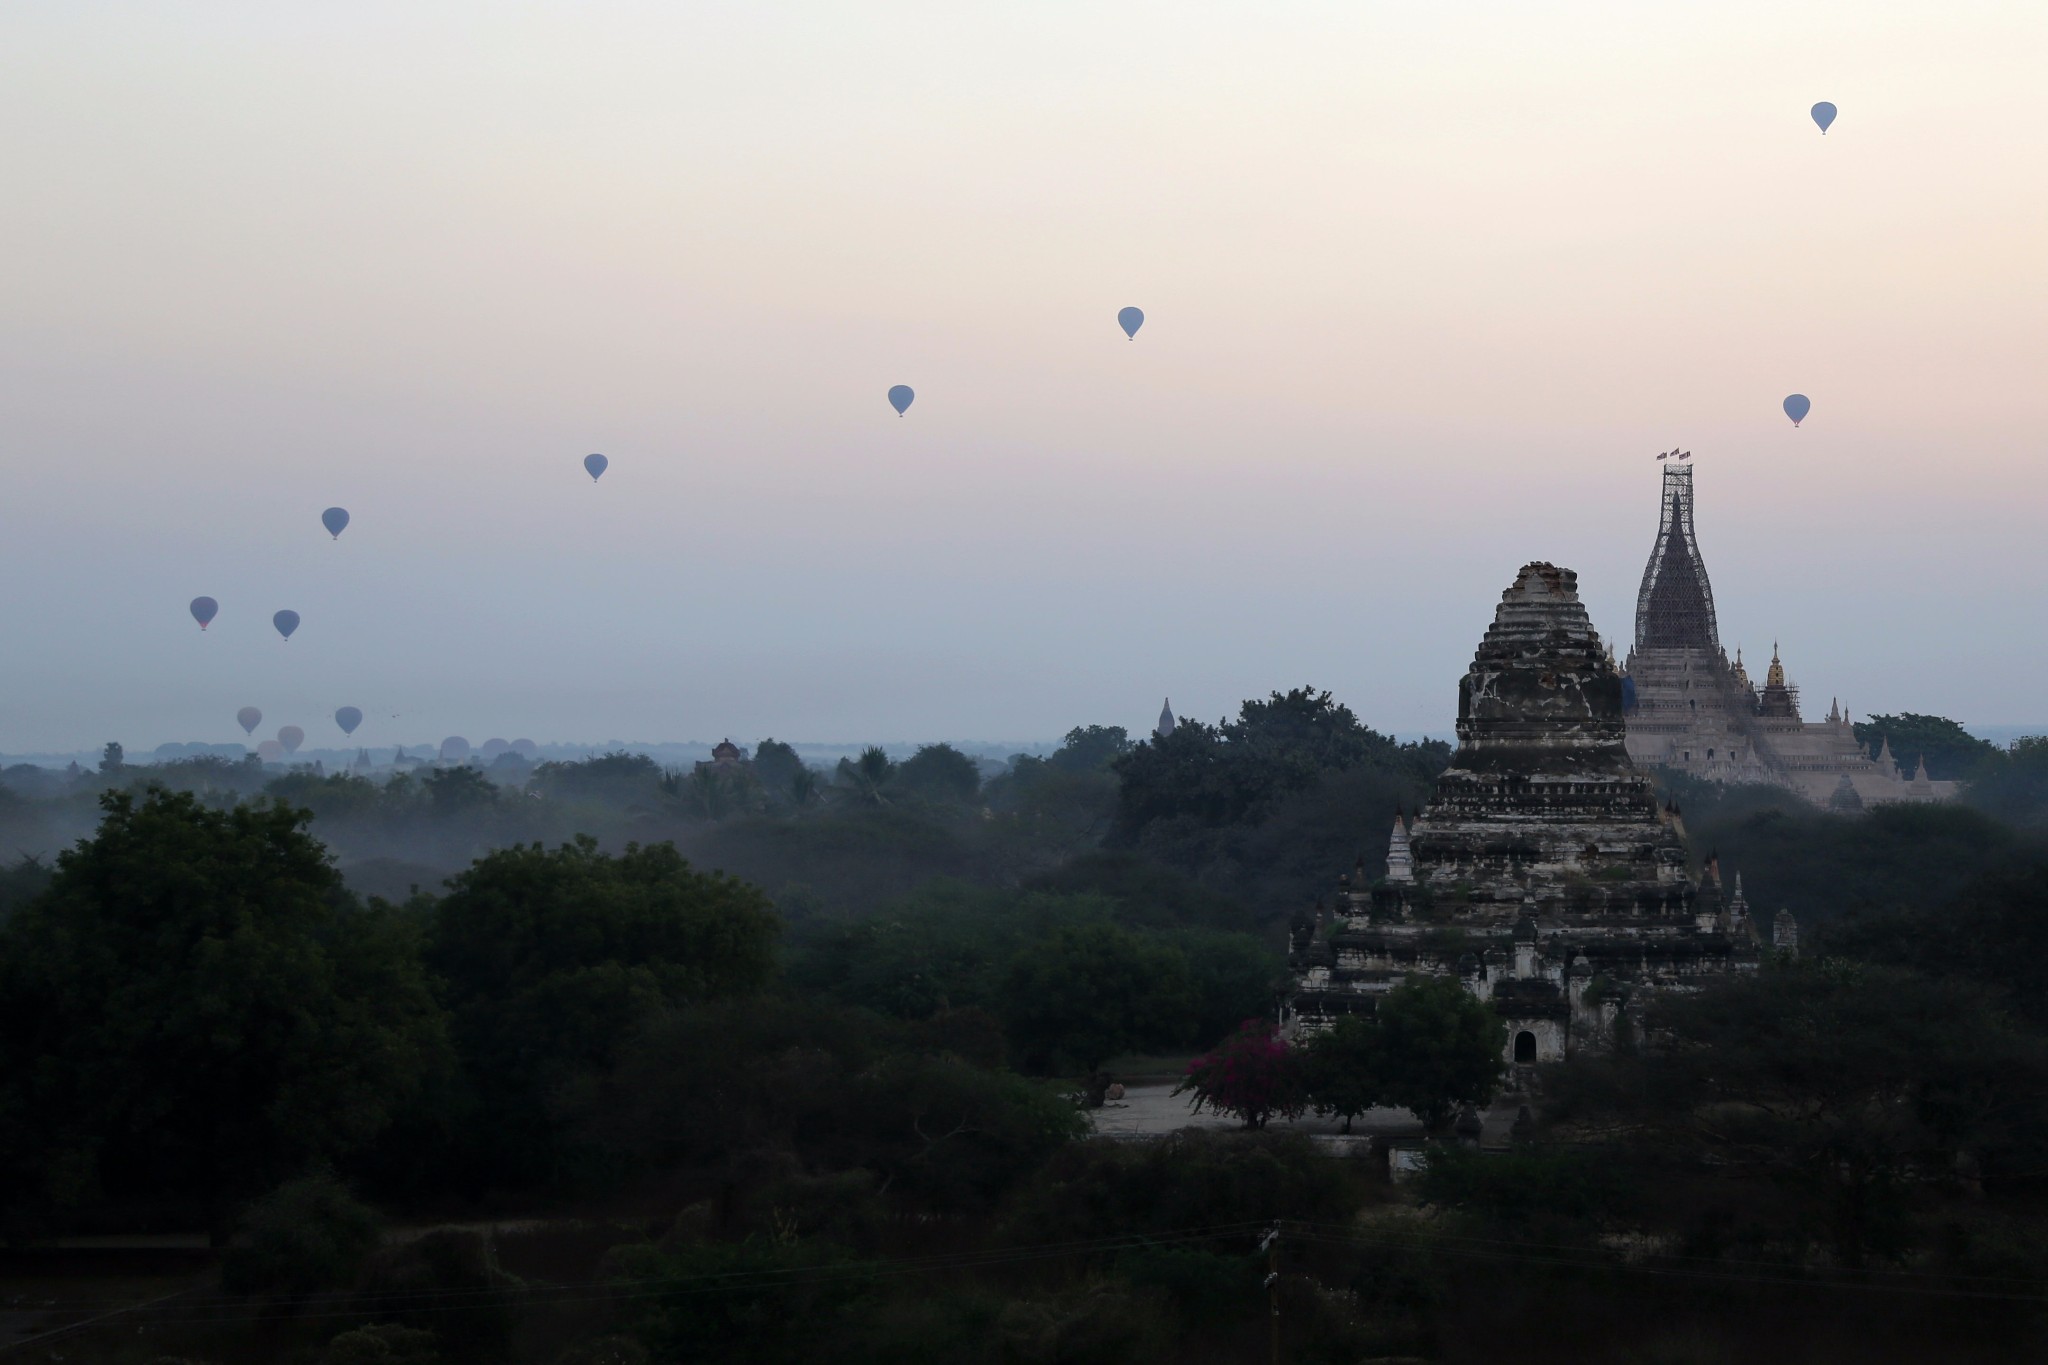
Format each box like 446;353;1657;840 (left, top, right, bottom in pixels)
5;2;2045;755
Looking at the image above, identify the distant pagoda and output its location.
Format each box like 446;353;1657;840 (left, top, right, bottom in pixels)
1621;462;1950;805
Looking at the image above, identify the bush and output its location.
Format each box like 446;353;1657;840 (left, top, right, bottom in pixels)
1007;1130;1368;1245
553;1337;650;1365
1176;1019;1304;1128
319;1323;442;1365
351;1229;520;1363
220;1170;384;1297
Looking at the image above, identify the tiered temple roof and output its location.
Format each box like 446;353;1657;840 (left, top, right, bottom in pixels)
1290;562;1761;1064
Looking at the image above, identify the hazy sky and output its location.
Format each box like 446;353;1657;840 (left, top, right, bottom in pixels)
3;1;2045;753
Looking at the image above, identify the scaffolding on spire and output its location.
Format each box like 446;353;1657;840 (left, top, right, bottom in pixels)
1635;463;1721;653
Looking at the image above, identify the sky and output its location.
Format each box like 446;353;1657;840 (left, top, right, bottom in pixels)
2;1;2045;754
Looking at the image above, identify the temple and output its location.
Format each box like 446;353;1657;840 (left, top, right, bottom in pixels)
1289;563;1763;1064
1622;463;1952;805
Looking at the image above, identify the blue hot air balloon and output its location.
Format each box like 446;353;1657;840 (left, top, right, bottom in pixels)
273;610;301;640
237;706;263;735
887;385;914;416
321;507;350;539
1811;102;1837;134
1783;394;1812;428
335;706;363;736
1117;306;1145;339
584;453;608;482
190;596;218;631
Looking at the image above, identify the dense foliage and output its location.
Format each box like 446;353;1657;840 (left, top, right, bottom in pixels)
0;789;445;1238
9;703;2048;1363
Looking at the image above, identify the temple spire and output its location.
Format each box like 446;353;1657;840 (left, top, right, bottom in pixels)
1154;698;1176;739
1386;812;1414;883
1634;463;1721;653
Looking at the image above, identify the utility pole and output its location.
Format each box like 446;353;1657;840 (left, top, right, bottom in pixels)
1260;1223;1281;1365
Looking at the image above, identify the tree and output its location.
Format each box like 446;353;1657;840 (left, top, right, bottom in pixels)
998;922;1194;1074
752;738;811;804
425;837;778;1185
1852;713;2001;782
1824;861;2048;1028
1112;686;1449;843
1555;961;2048;1265
892;743;982;804
1965;734;2048;827
1047;725;1132;773
98;741;124;775
532;751;663;803
0;788;445;1236
424;764;498;814
1175;1019;1305;1128
1372;975;1505;1133
221;1170;385;1297
1172;929;1283;1044
836;746;897;804
1302;1014;1381;1133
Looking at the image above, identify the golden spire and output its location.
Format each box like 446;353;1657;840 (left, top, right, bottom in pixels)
1766;641;1785;690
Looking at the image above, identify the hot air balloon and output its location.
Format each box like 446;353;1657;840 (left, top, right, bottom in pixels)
238;706;263;735
887;385;914;416
335;706;363;736
256;739;285;763
322;507;350;539
273;610;300;640
584;453;608;482
1811;102;1837;134
1117;306;1145;339
190;597;218;631
1783;394;1812;427
440;736;471;763
278;725;305;755
479;738;511;761
511;739;539;758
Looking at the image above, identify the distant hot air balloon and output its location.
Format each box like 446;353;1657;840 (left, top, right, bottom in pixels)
511;739;539;758
190;596;218;631
1117;306;1145;340
887;385;914;416
256;739;285;763
479;738;511;761
584;453;608;482
321;507;350;539
273;610;300;640
440;736;471;764
237;706;263;735
335;706;363;736
1811;102;1837;134
278;725;305;755
1783;394;1812;427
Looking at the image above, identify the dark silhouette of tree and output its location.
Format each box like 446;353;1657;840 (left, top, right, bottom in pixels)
1852;712;2001;781
425;836;778;1186
0;788;444;1238
1372;974;1506;1133
893;743;981;804
1302;1013;1381;1133
998;922;1194;1074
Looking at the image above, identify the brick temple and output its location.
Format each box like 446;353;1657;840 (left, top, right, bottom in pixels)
1288;562;1772;1065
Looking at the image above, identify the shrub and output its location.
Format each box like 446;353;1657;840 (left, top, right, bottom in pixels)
1175;1020;1304;1128
221;1170;384;1298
